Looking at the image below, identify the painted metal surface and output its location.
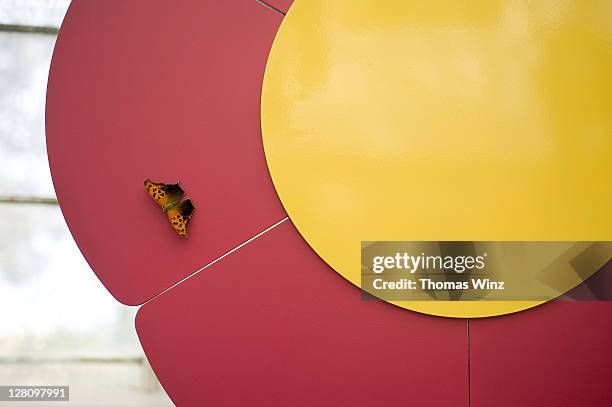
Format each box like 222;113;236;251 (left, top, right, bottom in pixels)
261;0;612;317
46;0;286;305
45;0;611;405
471;302;612;406
137;221;468;406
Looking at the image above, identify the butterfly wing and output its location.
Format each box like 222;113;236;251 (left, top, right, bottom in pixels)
166;199;195;237
144;179;184;209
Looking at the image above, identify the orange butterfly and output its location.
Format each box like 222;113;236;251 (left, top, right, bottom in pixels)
144;179;195;237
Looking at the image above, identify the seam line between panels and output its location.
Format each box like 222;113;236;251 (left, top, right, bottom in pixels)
467;318;471;407
141;217;289;305
254;0;287;16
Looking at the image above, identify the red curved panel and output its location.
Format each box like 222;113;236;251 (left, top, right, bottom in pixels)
136;221;468;406
46;0;286;305
471;302;612;406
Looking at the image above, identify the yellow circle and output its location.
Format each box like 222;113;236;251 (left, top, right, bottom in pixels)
262;0;612;318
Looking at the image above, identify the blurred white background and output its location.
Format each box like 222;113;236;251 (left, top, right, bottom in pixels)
0;1;172;405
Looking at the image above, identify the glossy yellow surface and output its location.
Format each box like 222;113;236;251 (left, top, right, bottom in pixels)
261;0;612;317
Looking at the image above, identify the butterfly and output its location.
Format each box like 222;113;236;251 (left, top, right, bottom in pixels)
144;179;195;237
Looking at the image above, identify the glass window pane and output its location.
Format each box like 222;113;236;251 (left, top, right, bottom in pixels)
0;32;56;197
0;205;141;358
0;0;70;27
